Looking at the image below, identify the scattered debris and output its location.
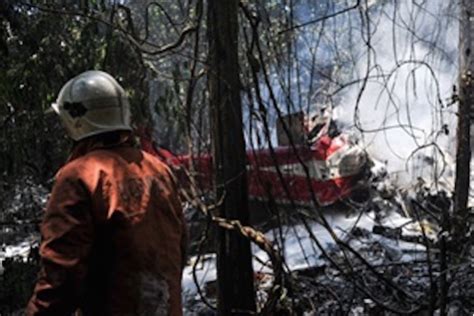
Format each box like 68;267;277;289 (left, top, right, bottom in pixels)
181;168;473;315
1;155;473;315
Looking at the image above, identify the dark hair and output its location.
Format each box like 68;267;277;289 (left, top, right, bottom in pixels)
97;131;123;145
75;130;133;147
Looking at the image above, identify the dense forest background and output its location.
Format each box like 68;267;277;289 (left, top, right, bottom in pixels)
1;0;473;315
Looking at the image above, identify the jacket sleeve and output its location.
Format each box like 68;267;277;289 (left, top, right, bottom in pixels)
26;172;94;316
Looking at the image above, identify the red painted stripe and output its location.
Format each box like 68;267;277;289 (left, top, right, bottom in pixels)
141;134;355;205
247;170;355;205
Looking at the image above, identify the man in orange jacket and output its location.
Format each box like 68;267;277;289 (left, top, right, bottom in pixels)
26;70;187;316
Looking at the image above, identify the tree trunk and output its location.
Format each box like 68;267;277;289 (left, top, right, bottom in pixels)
207;0;256;314
454;0;473;244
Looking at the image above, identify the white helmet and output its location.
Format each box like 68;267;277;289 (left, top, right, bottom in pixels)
52;70;132;141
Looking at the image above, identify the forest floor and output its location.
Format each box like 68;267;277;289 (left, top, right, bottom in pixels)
1;175;473;315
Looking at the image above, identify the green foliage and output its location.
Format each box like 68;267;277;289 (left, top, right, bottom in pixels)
0;2;148;181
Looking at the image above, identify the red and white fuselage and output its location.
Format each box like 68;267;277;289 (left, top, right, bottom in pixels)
142;129;368;207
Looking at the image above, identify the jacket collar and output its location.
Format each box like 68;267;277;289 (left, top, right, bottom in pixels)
67;131;137;163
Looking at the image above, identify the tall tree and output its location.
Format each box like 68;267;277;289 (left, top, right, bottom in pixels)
207;0;256;314
454;0;473;244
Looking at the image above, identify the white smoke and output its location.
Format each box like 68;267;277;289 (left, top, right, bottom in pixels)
332;0;459;186
244;0;460;188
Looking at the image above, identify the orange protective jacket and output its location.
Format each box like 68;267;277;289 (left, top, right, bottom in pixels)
26;133;187;316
